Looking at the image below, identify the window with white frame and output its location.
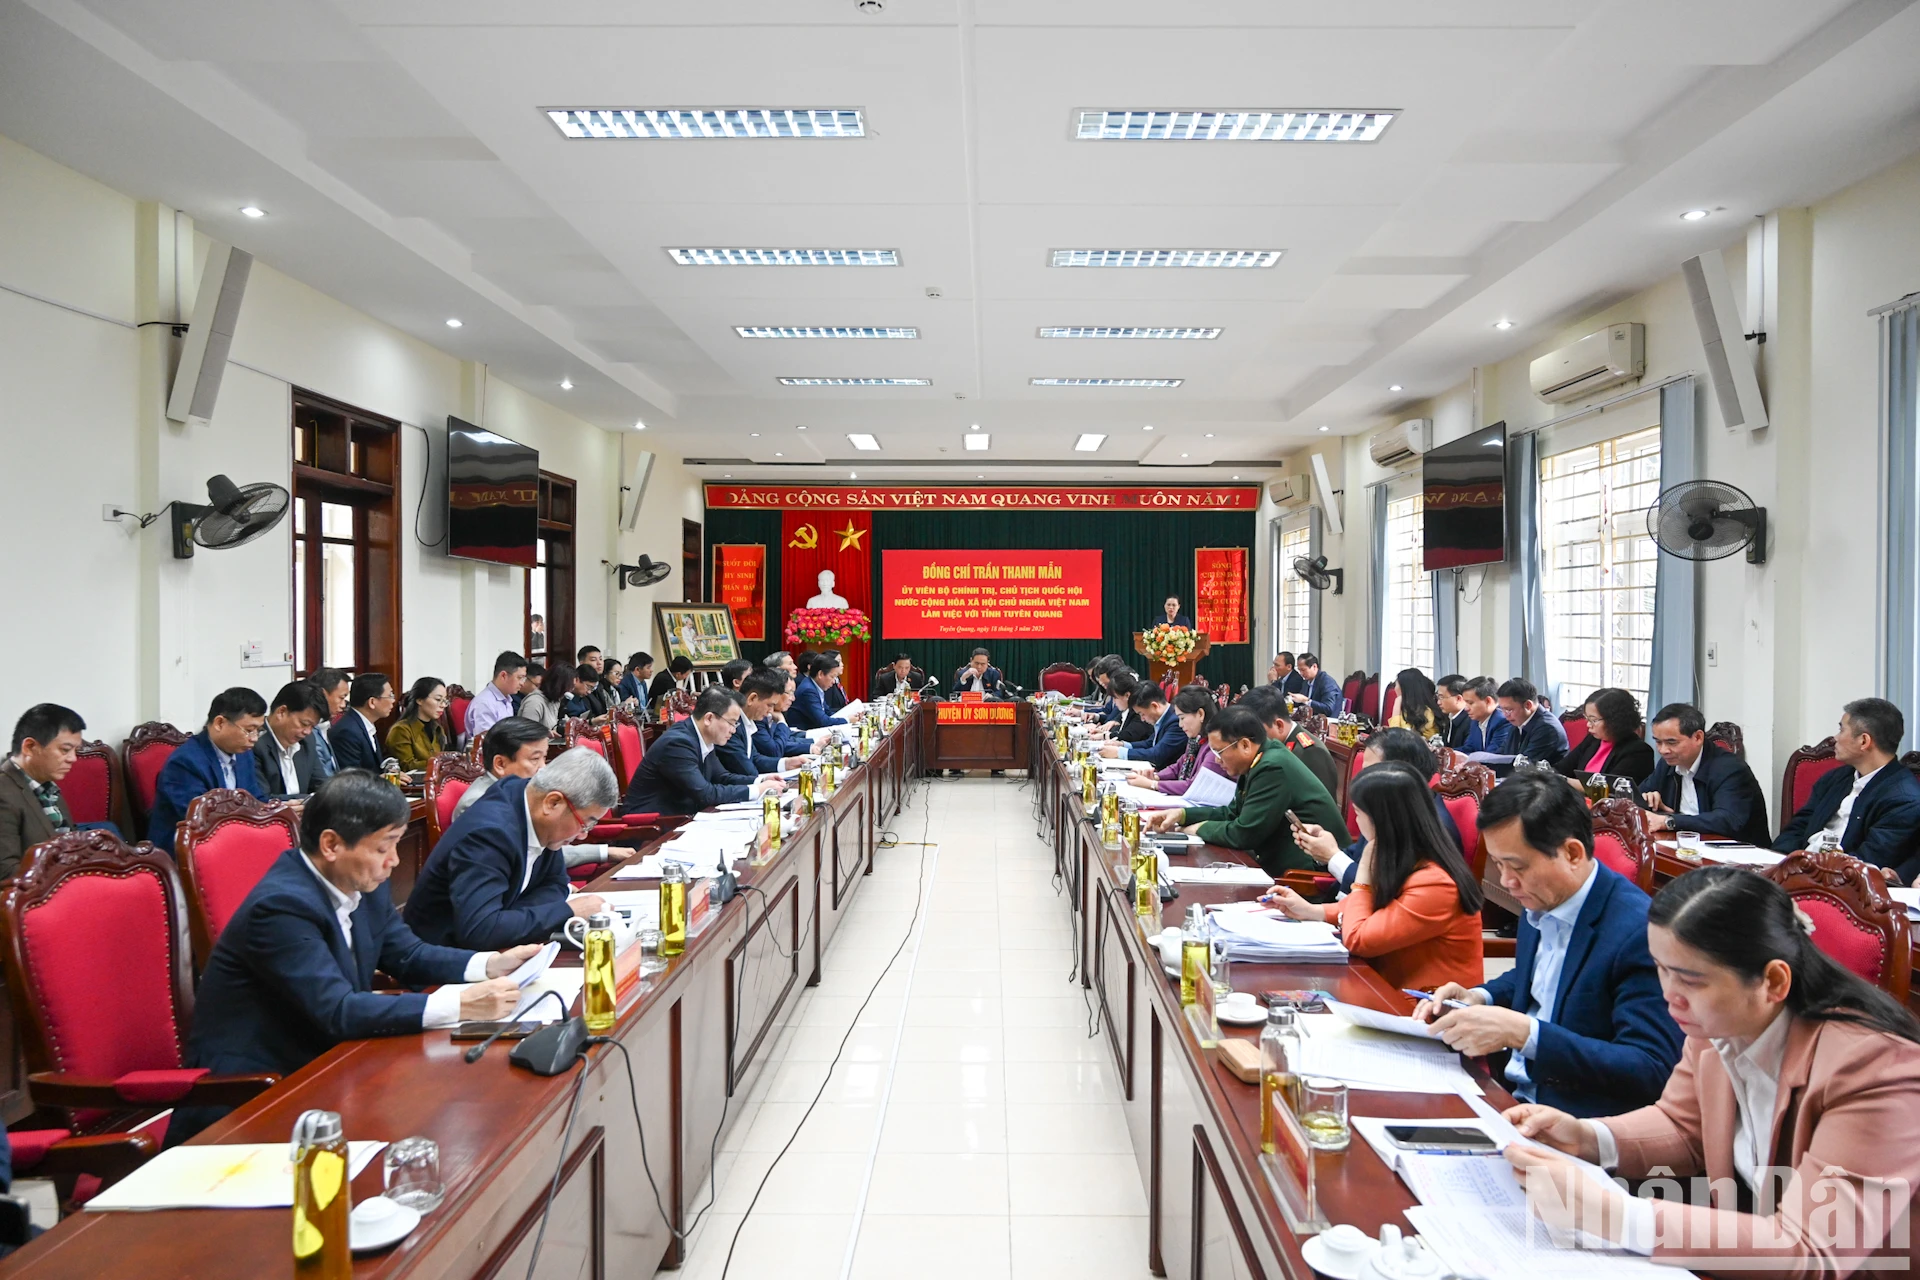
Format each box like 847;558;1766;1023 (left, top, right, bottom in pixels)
1280;523;1313;653
1383;493;1433;674
1539;425;1661;710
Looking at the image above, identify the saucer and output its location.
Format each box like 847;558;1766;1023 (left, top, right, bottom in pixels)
350;1196;423;1253
1300;1225;1371;1280
1216;1000;1267;1026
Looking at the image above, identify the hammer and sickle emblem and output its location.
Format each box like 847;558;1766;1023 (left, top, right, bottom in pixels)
788;523;819;550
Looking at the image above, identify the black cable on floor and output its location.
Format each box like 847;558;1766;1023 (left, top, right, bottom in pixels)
522;1045;596;1280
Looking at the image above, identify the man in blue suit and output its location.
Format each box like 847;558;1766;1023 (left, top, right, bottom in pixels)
762;673;821;758
1641;702;1770;846
1774;698;1920;881
719;669;814;777
176;771;536;1143
1459;677;1514;755
951;648;1008;699
147;687;271;855
1292;653;1344;718
404;749;617;950
1416;773;1682;1118
1496;677;1569;768
622;687;789;817
328;672;394;774
789;653;856;731
1099;685;1188;770
1268;651;1308;698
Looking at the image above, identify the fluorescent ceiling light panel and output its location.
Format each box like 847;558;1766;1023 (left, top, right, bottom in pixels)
736;326;917;339
779;377;930;386
964;434;990;451
1030;377;1183;388
1050;249;1280;269
1075;109;1393;143
1074;434;1107;452
667;248;897;267
1038;326;1220;340
547;108;864;139
847;434;881;451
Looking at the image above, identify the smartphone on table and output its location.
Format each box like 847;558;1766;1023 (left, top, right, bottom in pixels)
1382;1125;1498;1153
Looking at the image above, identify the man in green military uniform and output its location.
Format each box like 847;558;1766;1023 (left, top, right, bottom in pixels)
1143;705;1349;874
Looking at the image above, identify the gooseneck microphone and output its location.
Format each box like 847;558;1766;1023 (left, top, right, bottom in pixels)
463;988;568;1063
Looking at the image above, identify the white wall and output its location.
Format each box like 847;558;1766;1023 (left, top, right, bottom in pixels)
0;131;698;744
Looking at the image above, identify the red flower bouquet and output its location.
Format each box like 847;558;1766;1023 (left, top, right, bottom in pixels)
783;607;872;648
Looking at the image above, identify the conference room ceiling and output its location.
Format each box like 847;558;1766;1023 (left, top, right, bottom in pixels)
5;0;1920;476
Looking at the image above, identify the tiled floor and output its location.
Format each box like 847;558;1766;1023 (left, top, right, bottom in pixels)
675;775;1154;1280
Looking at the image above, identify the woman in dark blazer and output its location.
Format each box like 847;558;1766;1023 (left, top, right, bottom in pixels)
1556;687;1656;788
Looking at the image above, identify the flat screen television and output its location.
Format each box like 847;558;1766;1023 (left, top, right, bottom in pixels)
1422;423;1507;571
446;418;538;567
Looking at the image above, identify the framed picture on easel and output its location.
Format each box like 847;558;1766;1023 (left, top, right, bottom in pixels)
653;602;741;671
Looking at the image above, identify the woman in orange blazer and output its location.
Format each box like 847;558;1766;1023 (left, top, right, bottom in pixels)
1504;864;1920;1279
1262;761;1484;991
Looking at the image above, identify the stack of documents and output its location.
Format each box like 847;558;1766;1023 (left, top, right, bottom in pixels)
511;968;585;1024
86;1142;388;1211
1208;910;1348;963
1164;865;1274;888
1112;782;1185;810
1408;1204;1689;1280
1890;886;1920;922
1696;844;1784;868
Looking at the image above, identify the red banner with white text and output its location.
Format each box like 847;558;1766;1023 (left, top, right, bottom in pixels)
882;549;1103;640
1194;547;1249;644
706;484;1258;511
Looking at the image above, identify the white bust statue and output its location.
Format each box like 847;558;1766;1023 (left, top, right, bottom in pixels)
807;568;849;610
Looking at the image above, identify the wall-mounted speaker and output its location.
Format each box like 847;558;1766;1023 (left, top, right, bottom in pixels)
1681;249;1768;432
166;242;252;429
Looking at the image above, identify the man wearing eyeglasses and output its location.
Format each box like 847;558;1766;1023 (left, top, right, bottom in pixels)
403;748;618;950
148;686;270;855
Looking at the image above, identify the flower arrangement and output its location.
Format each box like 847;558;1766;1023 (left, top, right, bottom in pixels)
783;606;872;648
1141;623;1199;665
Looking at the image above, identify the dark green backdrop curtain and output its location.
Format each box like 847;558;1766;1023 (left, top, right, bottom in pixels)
701;506;1257;692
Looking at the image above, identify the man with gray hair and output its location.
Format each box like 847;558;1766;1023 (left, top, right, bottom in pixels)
763;651;798;678
404;744;617;950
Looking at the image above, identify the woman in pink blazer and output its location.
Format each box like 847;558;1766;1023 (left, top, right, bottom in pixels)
1503;864;1920;1278
1130;688;1228;797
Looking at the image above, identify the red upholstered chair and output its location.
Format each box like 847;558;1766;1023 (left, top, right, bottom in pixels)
1708;720;1746;761
1380;682;1399;726
3;1123;154;1209
1342;671;1365;715
60;739;122;831
120;722;188;834
1040;663;1085;697
1561;709;1590;753
563;725;660;872
423;752;485;853
0;830;278;1142
607;710;647;790
1339;736;1370;834
1357;675;1381;724
446;685;475;742
1780;738;1842;825
175;790;301;970
1589;798;1656;891
663;689;698;722
1763;850;1911;1001
1431;763;1496;881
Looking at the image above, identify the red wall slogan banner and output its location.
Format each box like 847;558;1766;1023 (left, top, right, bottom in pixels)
706;484;1258;512
1194;547;1249;644
936;703;1018;724
712;544;766;642
882;549;1103;640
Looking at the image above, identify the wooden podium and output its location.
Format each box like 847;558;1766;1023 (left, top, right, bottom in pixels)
1133;631;1210;688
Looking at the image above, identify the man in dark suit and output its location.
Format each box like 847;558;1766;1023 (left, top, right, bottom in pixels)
177;772;535;1142
252;681;328;799
1774;698;1920;881
303;668;350;784
0;704;86;879
1417;774;1682;1118
1098;684;1188;770
1293;727;1466;891
1496;677;1569;768
1092;675;1155;747
719;670;814;777
790;653;857;731
1292;653;1344;718
1267;651;1307;698
1437;675;1473;748
623;687;789;817
1641;702;1770;846
329;672;393;774
148;687;270;856
405;750;617;950
1150;596;1193;630
951;648;1008;699
761;673;821;759
819;651;850;713
1459;676;1513;754
870;653;928;698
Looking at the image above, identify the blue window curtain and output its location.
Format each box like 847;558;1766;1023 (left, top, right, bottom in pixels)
1646;378;1700;718
1432;568;1458;677
1507;429;1551;700
1367;486;1388;676
1883;305;1920;711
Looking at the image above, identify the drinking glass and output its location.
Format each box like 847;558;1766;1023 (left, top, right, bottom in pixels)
1298;1078;1350;1151
637;927;668;976
383;1136;444;1212
1210;937;1232;1000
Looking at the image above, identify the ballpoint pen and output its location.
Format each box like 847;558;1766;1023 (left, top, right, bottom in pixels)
1401;988;1473;1011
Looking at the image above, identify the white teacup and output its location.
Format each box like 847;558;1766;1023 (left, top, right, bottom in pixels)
1311;1223;1373;1276
1222;991;1260;1016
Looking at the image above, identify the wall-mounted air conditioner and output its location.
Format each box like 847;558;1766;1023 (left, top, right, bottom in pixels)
1529;323;1646;403
1267;476;1308;509
1368;418;1430;469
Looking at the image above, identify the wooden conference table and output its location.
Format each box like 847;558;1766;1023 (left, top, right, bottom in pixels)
8;706;1513;1280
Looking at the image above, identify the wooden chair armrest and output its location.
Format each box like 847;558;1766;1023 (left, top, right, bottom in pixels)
27;1071;279;1109
1482;934;1517;959
34;1130;158;1188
